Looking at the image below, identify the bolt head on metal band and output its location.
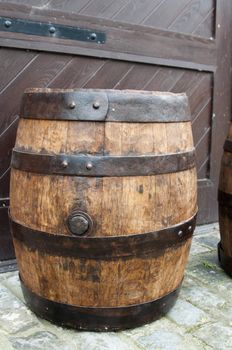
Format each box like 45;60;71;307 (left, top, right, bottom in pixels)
61;160;68;168
4;20;12;28
93;101;100;109
86;162;93;170
49;26;56;34
90;32;97;41
178;230;183;237
69;101;76;109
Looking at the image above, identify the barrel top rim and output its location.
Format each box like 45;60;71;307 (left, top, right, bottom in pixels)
23;87;187;98
20;88;191;122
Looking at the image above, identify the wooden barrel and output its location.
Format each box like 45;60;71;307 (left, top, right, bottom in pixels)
218;128;232;275
10;88;197;331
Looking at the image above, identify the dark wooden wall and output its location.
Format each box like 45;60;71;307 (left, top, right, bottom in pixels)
0;0;231;260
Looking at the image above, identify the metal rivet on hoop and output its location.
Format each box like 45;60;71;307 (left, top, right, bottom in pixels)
49;26;56;34
69;101;76;109
4;20;12;28
86;162;93;170
93;101;100;109
90;32;97;41
178;230;183;237
61;160;68;168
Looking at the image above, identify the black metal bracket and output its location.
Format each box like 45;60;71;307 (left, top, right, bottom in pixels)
0;17;106;44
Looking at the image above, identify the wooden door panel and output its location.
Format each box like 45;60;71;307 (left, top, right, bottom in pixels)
45;0;215;39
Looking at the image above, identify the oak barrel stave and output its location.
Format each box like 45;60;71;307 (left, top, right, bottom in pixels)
218;129;232;275
10;88;197;330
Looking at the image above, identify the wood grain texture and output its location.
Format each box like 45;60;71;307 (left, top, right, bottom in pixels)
14;238;192;307
0;48;36;92
0;2;217;71
11;168;197;237
46;0;216;39
209;0;232;225
11;119;197;236
218;127;232;256
0;49;212;263
0;53;71;134
10;89;197;308
0;0;231;268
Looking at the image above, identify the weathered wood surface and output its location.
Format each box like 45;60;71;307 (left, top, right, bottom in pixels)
14;239;192;307
11;118;197;236
219;126;232;258
1;0;231;264
0;2;216;71
10;89;197;310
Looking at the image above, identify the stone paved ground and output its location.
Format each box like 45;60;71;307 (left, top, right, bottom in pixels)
0;223;231;350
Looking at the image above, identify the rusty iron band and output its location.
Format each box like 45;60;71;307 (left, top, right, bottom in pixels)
224;139;232;153
218;242;232;277
20;274;181;331
11;149;196;177
20;89;191;122
10;214;196;260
